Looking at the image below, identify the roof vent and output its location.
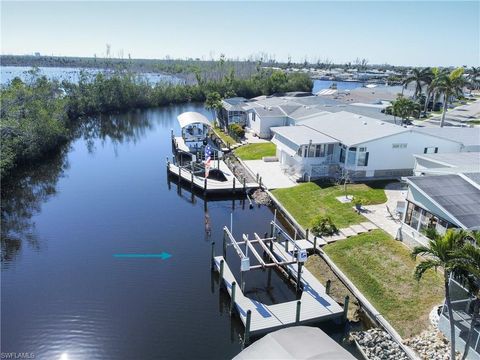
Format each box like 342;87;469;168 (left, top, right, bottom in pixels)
363;121;367;125
268;106;272;111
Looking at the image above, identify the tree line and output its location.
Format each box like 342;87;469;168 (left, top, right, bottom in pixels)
0;68;312;179
385;66;478;126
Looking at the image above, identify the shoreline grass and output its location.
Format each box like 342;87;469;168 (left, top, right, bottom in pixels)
323;230;443;337
234;142;276;160
271;181;388;229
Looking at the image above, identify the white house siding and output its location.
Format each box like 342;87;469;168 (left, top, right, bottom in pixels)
251;115;287;138
347;131;462;177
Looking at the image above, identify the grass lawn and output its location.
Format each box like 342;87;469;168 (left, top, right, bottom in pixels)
324;230;443;337
234;142;276;160
212;126;238;146
271;181;388;229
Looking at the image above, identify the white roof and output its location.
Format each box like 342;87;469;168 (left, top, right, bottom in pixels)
272;126;338;146
177;112;211;129
233;326;356;360
299;111;408;146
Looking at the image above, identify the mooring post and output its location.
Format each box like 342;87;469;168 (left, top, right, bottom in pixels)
232;177;236;194
259;177;262;189
222;228;227;259
204;177;207;196
166;157;170;171
256;173;259;183
305;228;309;241
313;236;317;251
191;171;194;188
230;281;236;315
243;177;246;193
295;300;301;323
297;262;303;292
211;241;215;270
244;310;252;344
343;295;350;321
270;222;274;237
179;165;181;180
219;260;225;284
325;279;331;295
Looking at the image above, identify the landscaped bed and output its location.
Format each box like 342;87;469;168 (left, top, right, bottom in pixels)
323;230;443;337
271;181;388;229
234;142;276;160
212;126;238;146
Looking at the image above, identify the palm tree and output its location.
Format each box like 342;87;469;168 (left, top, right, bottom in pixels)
432;67;465;127
390;96;421;125
204;91;223;125
423;67;447;115
403;67;432;100
412;229;470;360
467;66;480;90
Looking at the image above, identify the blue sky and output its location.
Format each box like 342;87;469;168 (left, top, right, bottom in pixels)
1;1;478;66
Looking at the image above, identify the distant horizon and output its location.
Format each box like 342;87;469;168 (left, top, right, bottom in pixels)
1;1;479;67
0;52;475;69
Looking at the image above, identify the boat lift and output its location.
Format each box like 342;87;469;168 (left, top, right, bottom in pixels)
221;218;308;293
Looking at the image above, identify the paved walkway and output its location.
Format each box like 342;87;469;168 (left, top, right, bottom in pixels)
244;131;269;144
243;160;297;189
361;182;408;239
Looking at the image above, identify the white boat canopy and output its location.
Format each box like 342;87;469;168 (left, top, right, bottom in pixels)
177;112;211;129
233;326;356;360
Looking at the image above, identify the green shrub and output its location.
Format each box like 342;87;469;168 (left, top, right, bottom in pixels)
311;215;338;237
228;123;245;138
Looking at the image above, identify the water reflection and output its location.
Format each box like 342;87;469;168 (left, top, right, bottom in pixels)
76;110;154;154
1;145;70;264
1;109;157;264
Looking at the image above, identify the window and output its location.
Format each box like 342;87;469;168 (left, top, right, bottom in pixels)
308;144;315;157
392;143;407;149
339;146;346;163
327;144;334;156
297;146;303;157
424;147;438;154
315;144;325;157
357;147;369;166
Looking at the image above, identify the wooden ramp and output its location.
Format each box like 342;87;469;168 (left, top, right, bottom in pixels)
213;254;343;334
167;162;257;194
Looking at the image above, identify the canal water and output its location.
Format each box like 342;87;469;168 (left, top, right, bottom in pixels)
1;104;361;359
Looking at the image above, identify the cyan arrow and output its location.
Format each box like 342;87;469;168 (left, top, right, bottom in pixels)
113;252;172;260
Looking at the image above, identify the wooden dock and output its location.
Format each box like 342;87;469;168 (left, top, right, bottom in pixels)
167;162;258;194
213;252;343;335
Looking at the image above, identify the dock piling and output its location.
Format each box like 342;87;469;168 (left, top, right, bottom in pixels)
343;295;350;321
295;300;301;323
244;310;252;344
313;236;317;251
243;178;246;193
222;229;227;259
230;281;236;315
204;177;207;196
297;262;303;292
305;228;309;242
259;176;262;189
220;260;225;283
325;279;331;295
211;242;215;270
232;178;236;194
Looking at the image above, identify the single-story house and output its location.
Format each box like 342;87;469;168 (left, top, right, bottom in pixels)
218;97;248;128
218;95;399;139
399;171;480;359
271;111;479;181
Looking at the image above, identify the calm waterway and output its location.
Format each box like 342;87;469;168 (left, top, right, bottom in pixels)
1;103;362;359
